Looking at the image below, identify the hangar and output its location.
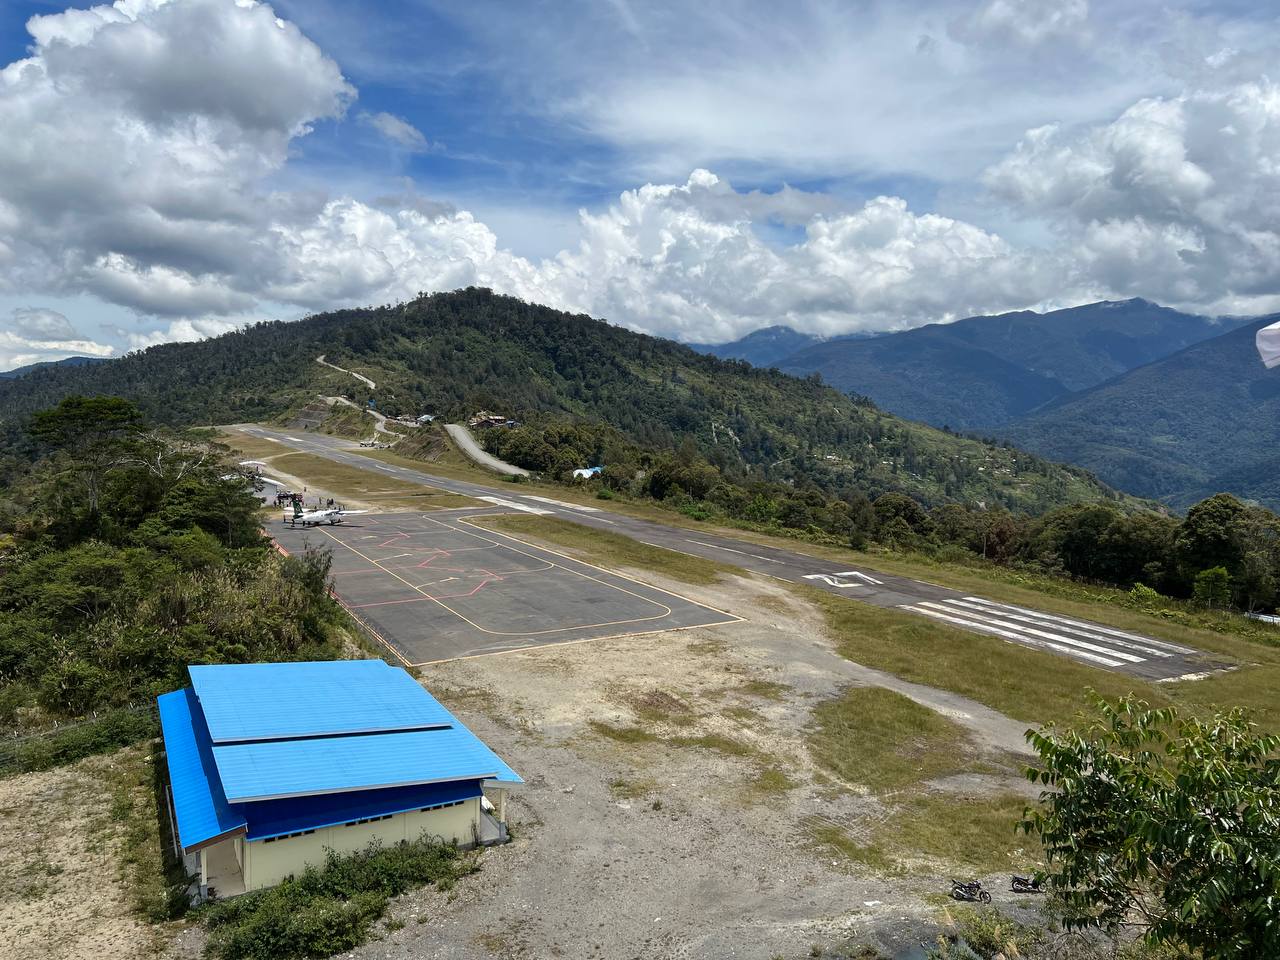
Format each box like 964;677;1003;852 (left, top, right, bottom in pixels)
156;659;521;899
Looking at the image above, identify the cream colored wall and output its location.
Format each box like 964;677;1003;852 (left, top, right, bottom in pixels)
243;798;480;891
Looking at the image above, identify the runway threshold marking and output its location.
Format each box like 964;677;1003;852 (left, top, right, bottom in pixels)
903;603;1127;668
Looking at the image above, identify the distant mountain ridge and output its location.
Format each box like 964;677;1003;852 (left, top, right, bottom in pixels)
692;326;868;369
1004;315;1280;509
773;299;1251;430
0;355;107;379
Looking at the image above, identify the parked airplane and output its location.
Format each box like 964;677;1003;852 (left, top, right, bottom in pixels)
284;501;369;527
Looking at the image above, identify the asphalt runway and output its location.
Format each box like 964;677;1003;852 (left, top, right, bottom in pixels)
240;425;1230;681
274;511;739;664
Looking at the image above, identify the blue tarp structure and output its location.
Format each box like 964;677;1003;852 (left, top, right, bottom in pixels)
157;688;246;852
213;725;522;801
190;660;452;742
158;660;522;854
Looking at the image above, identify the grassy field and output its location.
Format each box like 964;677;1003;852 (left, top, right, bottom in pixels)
471;514;738;586
808;687;982;793
806;686;1036;875
805;585;1280;730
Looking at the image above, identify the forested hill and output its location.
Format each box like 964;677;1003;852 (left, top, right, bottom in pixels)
776;299;1248;430
1004;315;1280;510
0;288;1128;513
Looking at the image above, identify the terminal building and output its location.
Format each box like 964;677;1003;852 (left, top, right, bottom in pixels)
157;659;521;898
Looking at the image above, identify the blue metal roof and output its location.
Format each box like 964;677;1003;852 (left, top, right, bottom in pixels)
244;780;482;841
189;660;453;743
212;724;523;802
157;688;246;853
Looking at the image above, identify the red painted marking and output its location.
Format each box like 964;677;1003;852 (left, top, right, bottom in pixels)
350;596;439;609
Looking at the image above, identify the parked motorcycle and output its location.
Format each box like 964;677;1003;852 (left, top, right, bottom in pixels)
950;879;992;903
1011;874;1044;894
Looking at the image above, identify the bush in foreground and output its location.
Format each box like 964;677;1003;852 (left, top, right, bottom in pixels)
202;835;478;960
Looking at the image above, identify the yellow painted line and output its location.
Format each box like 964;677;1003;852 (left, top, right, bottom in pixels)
316;519;690;638
456;515;743;622
410;616;744;667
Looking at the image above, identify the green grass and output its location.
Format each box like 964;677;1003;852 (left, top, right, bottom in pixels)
808;587;1146;727
472;514;736;586
806;584;1280;730
808;823;896;873
808;687;978;793
751;766;798;795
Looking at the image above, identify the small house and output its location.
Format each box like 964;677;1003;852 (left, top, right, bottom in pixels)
157;659;521;900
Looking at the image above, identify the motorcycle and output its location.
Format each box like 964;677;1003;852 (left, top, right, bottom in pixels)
1011;874;1044;894
950;879;992;904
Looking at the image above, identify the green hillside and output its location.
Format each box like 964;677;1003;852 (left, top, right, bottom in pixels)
0;288;1130;513
1005;316;1280;509
778;299;1247;430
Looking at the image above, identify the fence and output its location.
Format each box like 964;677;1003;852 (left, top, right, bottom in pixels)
0;701;159;776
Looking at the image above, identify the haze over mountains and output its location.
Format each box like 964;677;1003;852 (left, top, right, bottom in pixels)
706;300;1249;429
701;299;1279;509
1005;316;1280;509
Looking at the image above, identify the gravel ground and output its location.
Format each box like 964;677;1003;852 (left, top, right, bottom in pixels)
320;572;1035;960
0;748;166;960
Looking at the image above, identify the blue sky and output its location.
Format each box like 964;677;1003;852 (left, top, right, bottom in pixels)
2;0;1280;369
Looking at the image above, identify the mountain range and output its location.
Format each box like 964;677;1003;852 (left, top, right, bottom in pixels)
0;288;1125;515
0;355;106;380
1004;316;1280;508
700;300;1279;509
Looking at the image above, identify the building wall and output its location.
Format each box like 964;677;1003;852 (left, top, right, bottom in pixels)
243;797;479;891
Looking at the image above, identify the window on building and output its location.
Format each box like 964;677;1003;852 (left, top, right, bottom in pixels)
420;799;463;812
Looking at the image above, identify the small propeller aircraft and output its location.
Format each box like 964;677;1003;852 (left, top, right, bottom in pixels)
284;500;368;527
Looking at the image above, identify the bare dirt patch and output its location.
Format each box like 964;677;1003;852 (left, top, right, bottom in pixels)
320;566;1039;960
0;747;170;960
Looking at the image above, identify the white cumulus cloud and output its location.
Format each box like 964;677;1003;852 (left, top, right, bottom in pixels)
985;78;1280;314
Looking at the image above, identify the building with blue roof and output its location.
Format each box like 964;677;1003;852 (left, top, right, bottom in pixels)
156;659;521;898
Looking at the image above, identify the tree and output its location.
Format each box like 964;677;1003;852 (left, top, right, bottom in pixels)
30;396;142;520
1022;696;1280;959
1192;566;1232;608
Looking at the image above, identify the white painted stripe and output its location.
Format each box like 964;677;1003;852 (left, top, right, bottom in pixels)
943;598;1173;658
478;496;552;515
922;601;1144;663
962;597;1195;654
903;605;1126;668
521;495;601;513
285;436;302;442
686;539;781;563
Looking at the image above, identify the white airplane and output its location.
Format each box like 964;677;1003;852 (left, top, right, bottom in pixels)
284;501;369;527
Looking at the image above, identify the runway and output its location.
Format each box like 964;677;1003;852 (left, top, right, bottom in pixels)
241;425;1226;680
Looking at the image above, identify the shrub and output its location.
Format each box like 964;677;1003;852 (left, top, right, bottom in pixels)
203;836;477;960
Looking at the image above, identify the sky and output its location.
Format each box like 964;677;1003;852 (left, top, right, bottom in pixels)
1;0;1280;370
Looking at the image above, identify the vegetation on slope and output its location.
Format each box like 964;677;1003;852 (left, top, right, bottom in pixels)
0;397;351;769
0;288;1127;515
777;299;1246;431
1005;315;1280;509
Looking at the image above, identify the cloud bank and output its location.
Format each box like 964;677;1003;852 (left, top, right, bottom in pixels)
1;0;1279;369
